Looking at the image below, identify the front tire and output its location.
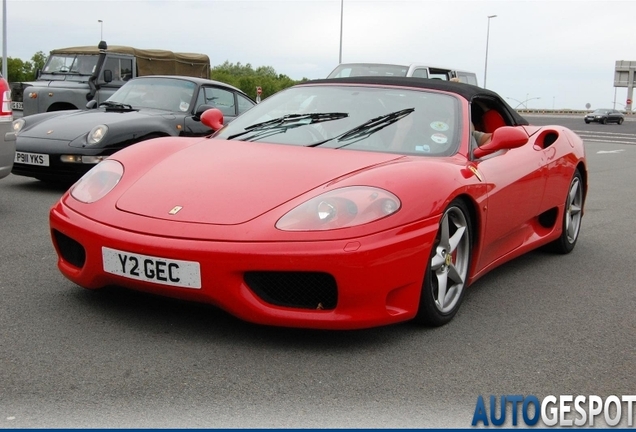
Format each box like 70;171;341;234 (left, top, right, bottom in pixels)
618;118;624;125
549;170;584;254
414;199;472;326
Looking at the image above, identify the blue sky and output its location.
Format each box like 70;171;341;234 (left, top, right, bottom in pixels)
2;0;634;110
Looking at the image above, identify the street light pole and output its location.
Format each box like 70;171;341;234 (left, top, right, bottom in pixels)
338;0;343;64
98;19;103;40
506;96;541;110
525;96;540;109
483;14;497;89
2;0;7;79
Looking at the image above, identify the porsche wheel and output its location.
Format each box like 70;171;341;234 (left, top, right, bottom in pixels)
618;118;624;125
601;118;607;124
584;120;590;124
415;199;472;326
549;170;583;254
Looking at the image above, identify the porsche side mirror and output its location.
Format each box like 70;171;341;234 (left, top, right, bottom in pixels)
200;108;224;131
86;100;98;109
473;126;528;158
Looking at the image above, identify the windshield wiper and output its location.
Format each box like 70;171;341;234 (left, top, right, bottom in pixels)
227;112;349;140
308;108;415;148
99;101;134;111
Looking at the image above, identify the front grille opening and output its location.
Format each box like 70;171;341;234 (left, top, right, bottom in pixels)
52;230;86;268
244;271;338;310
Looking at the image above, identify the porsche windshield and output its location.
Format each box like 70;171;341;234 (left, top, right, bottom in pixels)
106;77;196;111
214;85;462;156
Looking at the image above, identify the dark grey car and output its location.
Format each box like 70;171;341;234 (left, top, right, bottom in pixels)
11;76;255;183
584;108;624;124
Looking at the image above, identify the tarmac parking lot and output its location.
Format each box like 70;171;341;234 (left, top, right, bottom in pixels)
0;114;634;428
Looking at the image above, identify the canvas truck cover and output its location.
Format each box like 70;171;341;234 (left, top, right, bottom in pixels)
50;45;210;78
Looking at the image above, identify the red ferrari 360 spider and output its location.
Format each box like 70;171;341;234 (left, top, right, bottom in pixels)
49;77;586;330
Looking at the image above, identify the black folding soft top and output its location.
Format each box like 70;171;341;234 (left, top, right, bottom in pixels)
304;76;529;126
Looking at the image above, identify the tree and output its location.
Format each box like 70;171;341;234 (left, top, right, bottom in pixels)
31;51;47;75
0;57;32;82
0;51;48;83
210;61;305;100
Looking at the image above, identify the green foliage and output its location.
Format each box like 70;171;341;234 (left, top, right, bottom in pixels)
1;51;48;82
210;61;308;100
31;51;47;72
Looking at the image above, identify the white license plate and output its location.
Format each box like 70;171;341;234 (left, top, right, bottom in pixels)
102;247;201;289
11;101;23;110
14;151;50;166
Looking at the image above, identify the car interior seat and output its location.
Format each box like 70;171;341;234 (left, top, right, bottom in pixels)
482;109;506;133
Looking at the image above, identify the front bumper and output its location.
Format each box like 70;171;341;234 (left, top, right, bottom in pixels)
0;123;16;179
12;136;106;182
50;199;439;330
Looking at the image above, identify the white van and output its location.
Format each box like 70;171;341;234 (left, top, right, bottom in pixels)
327;63;479;86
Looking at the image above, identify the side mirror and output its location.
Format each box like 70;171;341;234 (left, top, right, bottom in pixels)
86;100;98;109
473;126;528;158
103;69;113;83
35;69;42;79
200;108;224;131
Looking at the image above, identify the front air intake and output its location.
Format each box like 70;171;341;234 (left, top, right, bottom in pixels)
52;230;86;268
244;271;338;310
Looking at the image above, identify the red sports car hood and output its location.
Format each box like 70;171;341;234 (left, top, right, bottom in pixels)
115;140;403;225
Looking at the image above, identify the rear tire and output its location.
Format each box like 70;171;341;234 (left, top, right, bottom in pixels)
414;199;472;326
548;170;583;254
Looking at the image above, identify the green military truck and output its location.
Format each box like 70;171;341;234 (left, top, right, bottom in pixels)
12;41;210;117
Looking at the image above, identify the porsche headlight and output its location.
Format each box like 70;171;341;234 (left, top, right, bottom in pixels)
276;186;401;231
70;160;123;203
12;118;25;134
87;124;108;145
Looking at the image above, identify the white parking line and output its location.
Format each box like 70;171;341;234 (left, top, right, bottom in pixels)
573;130;636;137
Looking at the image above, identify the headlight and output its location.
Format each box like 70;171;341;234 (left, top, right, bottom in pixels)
12;118;25;133
70;160;123;203
87;124;108;145
276;186;401;231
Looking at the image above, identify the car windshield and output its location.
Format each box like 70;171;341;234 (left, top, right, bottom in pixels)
106;77;196;111
593;109;611;114
43;54;99;76
214;85;462;156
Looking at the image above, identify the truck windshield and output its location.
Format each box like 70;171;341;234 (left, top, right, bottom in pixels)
43;54;99;76
327;64;409;78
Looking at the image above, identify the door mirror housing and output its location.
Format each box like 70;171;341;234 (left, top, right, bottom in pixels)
473;126;528;158
200;108;224;131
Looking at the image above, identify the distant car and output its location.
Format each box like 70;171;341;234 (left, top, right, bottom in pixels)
584;109;624;124
0;73;16;179
49;77;587;330
327;63;479;85
11;76;255;182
